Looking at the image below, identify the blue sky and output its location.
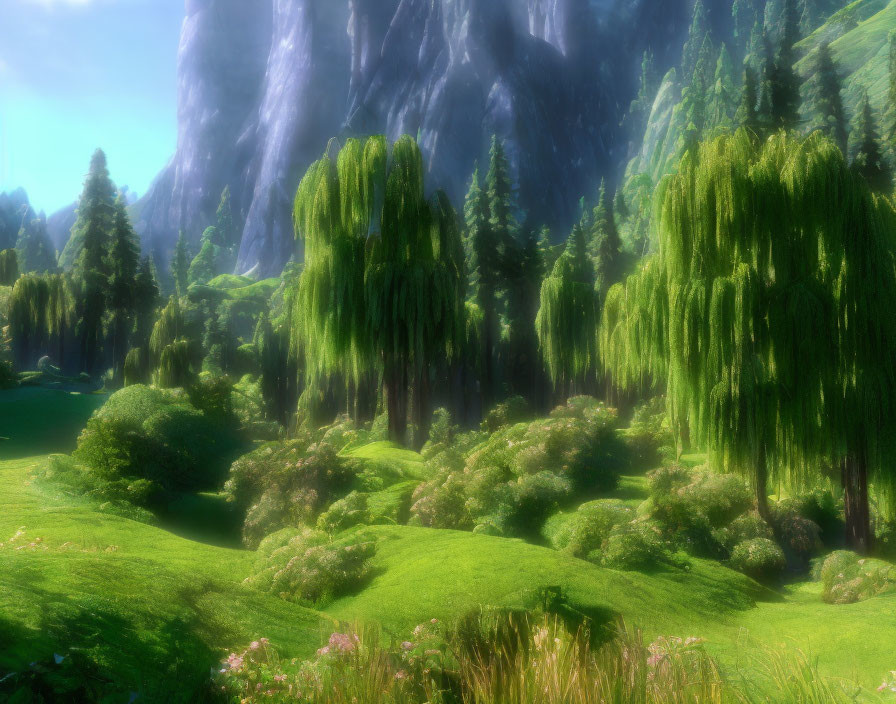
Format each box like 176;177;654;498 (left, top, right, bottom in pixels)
0;0;183;214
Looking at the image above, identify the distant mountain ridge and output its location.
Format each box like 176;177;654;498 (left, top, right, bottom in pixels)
132;0;708;276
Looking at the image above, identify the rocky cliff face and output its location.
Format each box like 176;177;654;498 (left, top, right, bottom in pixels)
134;0;709;276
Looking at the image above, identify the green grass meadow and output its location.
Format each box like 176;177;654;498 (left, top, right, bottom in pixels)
1;388;894;700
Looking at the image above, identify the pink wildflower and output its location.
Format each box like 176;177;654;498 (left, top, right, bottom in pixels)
316;646;331;656
394;670;408;680
401;641;414;651
274;674;287;683
250;641;261;651
328;632;357;652
226;654;244;670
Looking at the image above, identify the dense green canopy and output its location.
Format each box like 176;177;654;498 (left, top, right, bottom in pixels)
601;129;896;535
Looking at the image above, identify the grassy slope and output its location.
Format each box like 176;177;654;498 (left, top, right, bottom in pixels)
2;389;894;695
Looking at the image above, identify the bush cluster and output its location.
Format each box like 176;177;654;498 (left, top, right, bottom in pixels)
245;527;376;604
225;436;356;548
411;397;627;538
728;538;787;584
818;551;896;604
72;385;243;503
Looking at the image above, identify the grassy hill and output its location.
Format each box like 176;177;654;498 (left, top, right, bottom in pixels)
1;388;894;699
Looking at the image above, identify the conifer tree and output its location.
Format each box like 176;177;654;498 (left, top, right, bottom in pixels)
536;224;598;398
804;41;848;154
885;31;896;162
850;92;892;193
133;256;160;353
736;66;760;132
107;198;141;384
464;165;499;407
769;0;801;131
682;0;710;79
0;249;19;286
188;228;223;286
171;230;190;297
61;149;117;271
590;180;622;298
16;213;56;274
71;150;116;374
707;44;737;131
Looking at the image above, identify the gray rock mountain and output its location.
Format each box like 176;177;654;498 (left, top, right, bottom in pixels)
134;0;709;276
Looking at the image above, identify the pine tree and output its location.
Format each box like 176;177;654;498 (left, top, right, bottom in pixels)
0;249;19;286
107;198;141;384
60;149;117;271
486;135;517;253
216;186;239;272
736;66;760;132
71;150;116;374
464;165;500;408
707;44;737;131
804;42;848;154
769;0;801;131
536;224;598;398
188;228;224;285
851;92;892;193
16;212;56;274
682;0;710;79
885;31;896;163
590;180;622;298
171;230;190;297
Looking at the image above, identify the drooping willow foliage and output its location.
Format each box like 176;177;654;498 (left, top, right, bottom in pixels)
124;346;150;387
150;296;186;366
290;135;464;443
8;273;76;370
0;249;19;286
536;224;599;392
156;339;193;389
600;129;896;532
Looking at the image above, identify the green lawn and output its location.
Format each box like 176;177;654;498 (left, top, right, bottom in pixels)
1;387;894;699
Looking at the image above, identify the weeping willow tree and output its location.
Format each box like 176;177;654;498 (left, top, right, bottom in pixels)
0;249;19;286
536;224;599;398
7;273;75;371
156;339;193;389
150;296;186;370
600;129;896;548
291;135;464;445
123;346;150;386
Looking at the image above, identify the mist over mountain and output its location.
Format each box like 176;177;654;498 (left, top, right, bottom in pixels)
132;0;710;276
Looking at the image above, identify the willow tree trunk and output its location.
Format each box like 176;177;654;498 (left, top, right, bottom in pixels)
412;367;431;451
385;360;409;446
842;454;872;553
755;443;770;521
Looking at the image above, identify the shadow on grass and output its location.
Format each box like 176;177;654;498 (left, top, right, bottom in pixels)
0;596;225;703
158;492;244;549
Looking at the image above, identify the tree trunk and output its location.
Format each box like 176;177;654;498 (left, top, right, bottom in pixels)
385;360;408;446
842;454;872;553
755;443;770;521
412;366;431;451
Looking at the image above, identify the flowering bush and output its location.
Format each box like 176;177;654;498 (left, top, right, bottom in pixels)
481;395;532;432
878;671;896;695
729;538;787;584
648;465;752;558
544;500;634;561
225;438;355;547
771;507;822;572
819;550;896;604
602;520;671;571
621;397;676;470
316;491;372;534
712;512;774;553
411;397;626;538
245;527;376;604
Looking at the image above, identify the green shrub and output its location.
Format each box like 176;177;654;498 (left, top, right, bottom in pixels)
877;519;896;561
225;438;355;548
713;512;774;552
772;506;822;572
317;492;372;534
544;500;634;560
246;527;376;604
819;550;896;604
729;538;787;584
481;395;532;432
72;385;242;500
602;520;670;571
0;359;18;389
622;397;676;470
777;490;843;547
410;397;627;538
648;466;752;558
